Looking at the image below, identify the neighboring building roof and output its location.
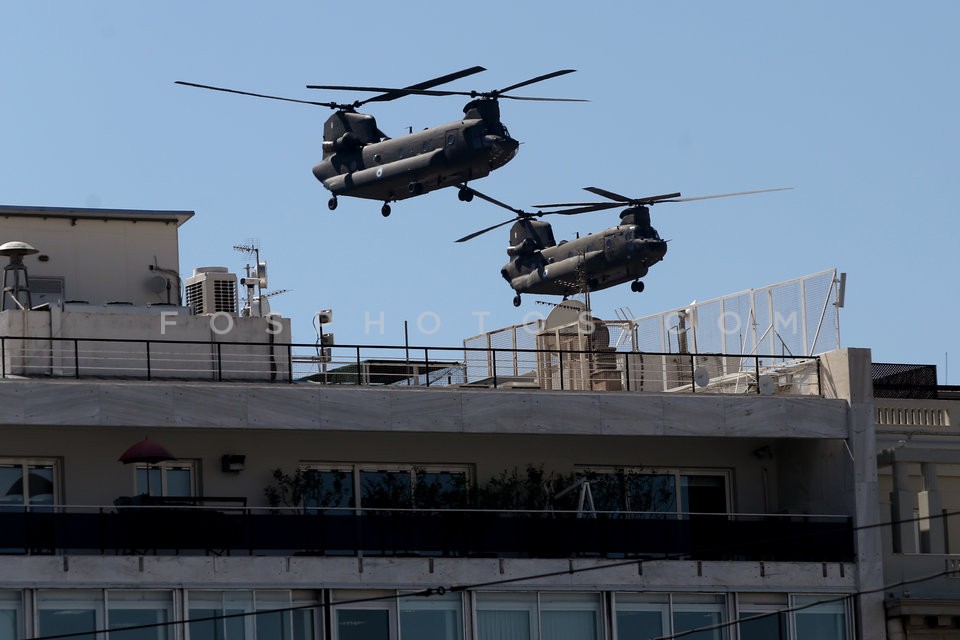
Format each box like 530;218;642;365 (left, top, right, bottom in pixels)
0;204;194;227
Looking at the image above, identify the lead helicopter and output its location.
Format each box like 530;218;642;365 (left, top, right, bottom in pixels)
457;186;790;306
176;67;584;217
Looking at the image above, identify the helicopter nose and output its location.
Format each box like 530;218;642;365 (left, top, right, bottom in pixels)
489;137;520;169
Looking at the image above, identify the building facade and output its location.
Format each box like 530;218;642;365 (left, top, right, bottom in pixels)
1;204;950;640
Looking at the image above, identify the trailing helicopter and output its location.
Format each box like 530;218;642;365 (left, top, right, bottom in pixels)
176;67;584;217
457;187;790;306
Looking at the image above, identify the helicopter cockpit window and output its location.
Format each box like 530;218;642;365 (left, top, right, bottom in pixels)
465;124;486;149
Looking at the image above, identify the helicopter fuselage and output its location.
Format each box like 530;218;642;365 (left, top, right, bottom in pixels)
312;109;519;204
501;223;668;297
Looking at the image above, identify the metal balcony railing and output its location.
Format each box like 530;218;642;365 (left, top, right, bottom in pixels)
0;335;822;395
0;506;852;561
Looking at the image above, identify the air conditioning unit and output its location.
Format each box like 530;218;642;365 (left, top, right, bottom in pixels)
184;267;238;315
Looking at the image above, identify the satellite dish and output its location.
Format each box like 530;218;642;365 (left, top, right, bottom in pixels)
693;366;710;388
758;374;778;396
146;275;168;294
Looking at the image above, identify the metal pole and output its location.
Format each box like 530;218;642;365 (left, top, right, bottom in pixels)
146;341;152;381
491;349;498;388
356;346;362;385
424;348;430;387
287;344;293;383
74;340;80;379
559;349;564;390
1;337;5;379
216;343;223;382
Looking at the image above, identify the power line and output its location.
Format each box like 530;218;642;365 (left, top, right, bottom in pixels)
22;509;960;640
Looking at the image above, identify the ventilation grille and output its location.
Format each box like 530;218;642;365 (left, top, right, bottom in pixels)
184;269;238;315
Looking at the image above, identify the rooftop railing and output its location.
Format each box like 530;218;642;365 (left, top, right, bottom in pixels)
0;335;822;395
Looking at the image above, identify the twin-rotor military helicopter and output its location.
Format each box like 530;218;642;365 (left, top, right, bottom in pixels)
177;68;789;305
456;186;790;306
176;66;583;217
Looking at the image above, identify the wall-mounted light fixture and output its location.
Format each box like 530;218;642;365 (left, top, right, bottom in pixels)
221;454;246;473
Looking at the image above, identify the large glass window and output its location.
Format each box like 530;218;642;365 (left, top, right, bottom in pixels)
300;464;470;511
575;468;729;516
0;460;58;510
303;469;355;512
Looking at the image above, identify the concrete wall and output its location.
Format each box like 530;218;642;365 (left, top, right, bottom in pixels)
0;216;183;306
0;308;291;380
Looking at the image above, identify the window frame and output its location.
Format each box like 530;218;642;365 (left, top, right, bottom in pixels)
0;458;60;510
133;460;197;497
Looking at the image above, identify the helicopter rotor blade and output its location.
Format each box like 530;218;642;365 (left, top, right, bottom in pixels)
306;66;487;105
535;187;790;211
654;187;793;203
455;185;542;243
496;69;576;95
455;218;523;243
175;81;343;108
540;203;625;216
310;69;585;104
457;185;528;217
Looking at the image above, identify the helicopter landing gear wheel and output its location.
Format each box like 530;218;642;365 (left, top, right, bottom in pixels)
631;280;645;293
512;294;522;307
327;196;338;211
381;203;392;217
458;187;474;202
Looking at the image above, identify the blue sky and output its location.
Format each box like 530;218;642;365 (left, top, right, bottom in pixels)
1;2;957;381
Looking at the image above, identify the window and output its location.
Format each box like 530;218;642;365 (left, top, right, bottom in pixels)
575;468;730;516
476;593;537;640
300;464;469;511
0;459;58;510
737;593;788;640
792;596;849;640
476;592;600;640
615;593;725;640
188;590;315;640
672;595;724;640
0;592;23;640
134;461;195;497
540;593;601;640
614;594;668;640
332;590;395;640
107;590;174;640
37;590;102;640
400;592;462;640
